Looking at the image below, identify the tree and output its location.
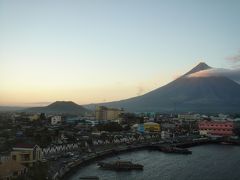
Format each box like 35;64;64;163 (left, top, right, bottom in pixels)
96;122;123;132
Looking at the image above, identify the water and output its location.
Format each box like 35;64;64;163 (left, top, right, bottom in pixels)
69;145;240;180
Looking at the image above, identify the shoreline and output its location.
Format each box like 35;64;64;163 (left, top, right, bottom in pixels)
58;138;231;180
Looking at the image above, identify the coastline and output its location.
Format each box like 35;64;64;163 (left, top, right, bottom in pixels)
58;138;233;180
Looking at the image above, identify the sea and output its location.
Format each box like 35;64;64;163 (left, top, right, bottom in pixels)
69;144;240;180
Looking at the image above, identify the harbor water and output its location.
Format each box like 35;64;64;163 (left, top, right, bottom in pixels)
69;144;240;180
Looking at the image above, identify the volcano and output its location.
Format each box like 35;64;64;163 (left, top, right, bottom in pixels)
87;62;240;113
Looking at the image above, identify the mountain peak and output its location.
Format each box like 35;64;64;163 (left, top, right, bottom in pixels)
184;62;212;76
47;101;79;108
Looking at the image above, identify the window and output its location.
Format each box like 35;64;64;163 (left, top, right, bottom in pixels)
21;154;30;161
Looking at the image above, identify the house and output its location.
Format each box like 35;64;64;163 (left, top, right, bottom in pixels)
11;144;42;167
0;160;27;180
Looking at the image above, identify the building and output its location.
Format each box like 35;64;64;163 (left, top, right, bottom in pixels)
0;153;10;163
178;114;200;121
0;160;27;180
95;106;123;121
144;122;160;132
198;120;234;136
131;122;160;133
11;144;42;167
161;131;171;139
51;116;62;125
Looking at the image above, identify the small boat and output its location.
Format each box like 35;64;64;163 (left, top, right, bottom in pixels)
160;147;192;154
97;160;143;171
79;176;99;180
220;142;233;145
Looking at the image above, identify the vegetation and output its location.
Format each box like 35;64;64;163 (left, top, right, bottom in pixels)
96;122;123;132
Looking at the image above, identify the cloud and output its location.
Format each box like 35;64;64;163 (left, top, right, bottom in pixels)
226;50;240;63
187;68;240;83
136;85;145;96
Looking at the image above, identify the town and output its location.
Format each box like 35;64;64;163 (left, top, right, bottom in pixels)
0;106;240;180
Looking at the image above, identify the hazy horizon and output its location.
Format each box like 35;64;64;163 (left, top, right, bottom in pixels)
1;0;240;106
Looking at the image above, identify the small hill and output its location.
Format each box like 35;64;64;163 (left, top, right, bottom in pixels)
25;101;89;115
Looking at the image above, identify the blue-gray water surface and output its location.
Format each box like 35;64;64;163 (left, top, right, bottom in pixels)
69;145;240;180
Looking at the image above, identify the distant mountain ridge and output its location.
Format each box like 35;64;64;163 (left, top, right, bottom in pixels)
0;106;25;112
24;101;89;114
85;62;240;113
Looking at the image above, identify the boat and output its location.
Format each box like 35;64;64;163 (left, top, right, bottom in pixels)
79;176;99;180
220;141;234;145
97;160;143;170
160;147;192;154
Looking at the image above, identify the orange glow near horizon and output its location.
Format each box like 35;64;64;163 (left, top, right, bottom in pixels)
0;72;175;106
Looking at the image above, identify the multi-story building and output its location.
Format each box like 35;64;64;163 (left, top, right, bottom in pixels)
95;106;123;121
198;120;234;136
11;144;42;167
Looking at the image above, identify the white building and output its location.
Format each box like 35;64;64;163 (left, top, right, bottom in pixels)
161;131;171;139
51;116;62;125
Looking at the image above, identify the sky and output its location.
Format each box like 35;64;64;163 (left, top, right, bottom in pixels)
1;0;240;106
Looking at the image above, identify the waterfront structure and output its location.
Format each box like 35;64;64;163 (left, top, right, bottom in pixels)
11;144;42;167
95;106;123;121
51;116;62;125
198;120;234;136
0;160;27;179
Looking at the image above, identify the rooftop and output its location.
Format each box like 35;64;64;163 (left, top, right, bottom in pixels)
13;143;38;149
